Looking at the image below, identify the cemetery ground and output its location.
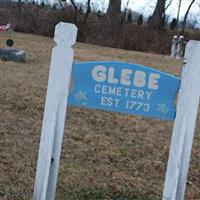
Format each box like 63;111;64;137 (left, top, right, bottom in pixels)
0;32;200;200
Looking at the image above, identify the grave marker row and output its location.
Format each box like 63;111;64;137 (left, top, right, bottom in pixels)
171;35;186;59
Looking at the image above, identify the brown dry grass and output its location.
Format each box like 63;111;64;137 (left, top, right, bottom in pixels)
0;32;200;200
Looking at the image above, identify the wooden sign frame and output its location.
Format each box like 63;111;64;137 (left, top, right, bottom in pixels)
33;22;200;200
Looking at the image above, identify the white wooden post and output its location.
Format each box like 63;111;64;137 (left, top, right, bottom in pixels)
171;35;178;58
33;22;77;200
163;40;200;200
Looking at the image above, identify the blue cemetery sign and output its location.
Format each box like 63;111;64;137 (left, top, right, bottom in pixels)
68;61;180;120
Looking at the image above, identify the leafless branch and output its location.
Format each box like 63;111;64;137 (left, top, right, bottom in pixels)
165;0;173;11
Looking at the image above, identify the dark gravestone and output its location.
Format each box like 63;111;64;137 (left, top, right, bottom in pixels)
0;48;26;63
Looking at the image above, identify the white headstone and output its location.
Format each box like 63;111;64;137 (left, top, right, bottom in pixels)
171;35;178;58
176;35;185;59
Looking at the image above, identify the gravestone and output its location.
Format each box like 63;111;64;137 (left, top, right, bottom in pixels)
171;35;186;59
0;48;26;62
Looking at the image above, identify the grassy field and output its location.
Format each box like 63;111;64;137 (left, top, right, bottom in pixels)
0;32;200;200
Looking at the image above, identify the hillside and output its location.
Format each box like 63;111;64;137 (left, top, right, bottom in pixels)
0;32;200;200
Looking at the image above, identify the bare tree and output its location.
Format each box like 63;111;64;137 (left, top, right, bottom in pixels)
84;0;91;23
58;0;65;10
149;0;166;30
165;0;173;11
176;0;182;32
17;0;22;28
123;0;130;22
181;0;196;33
70;0;78;23
106;0;121;25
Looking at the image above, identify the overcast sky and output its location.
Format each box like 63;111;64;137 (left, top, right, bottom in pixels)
125;0;200;18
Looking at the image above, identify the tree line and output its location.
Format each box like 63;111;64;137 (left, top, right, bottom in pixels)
15;0;200;34
105;0;199;33
1;0;199;55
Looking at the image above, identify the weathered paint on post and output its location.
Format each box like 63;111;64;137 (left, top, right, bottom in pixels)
33;22;77;200
163;40;200;200
68;61;180;120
